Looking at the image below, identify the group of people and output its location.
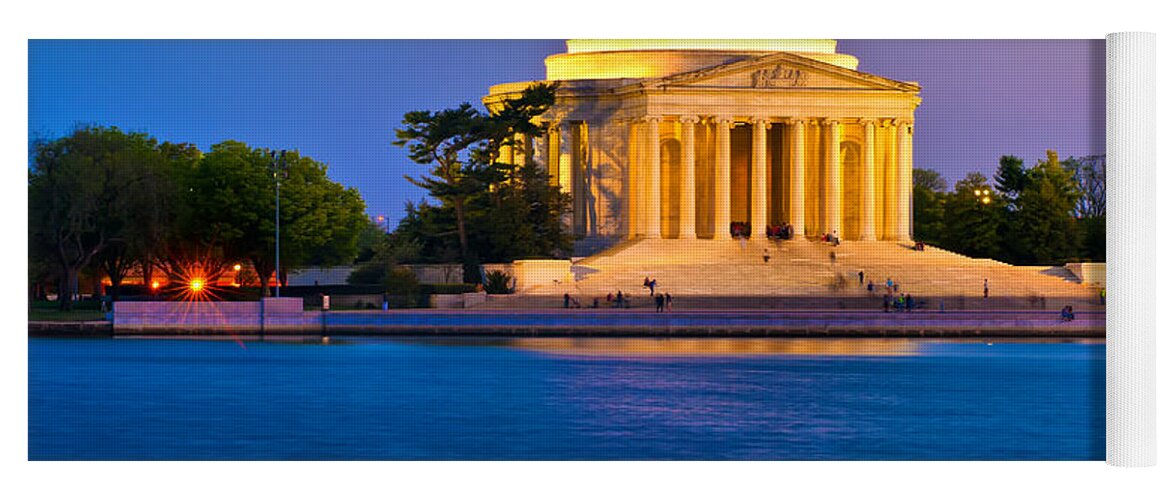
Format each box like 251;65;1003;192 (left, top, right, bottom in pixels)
605;291;630;308
820;230;841;246
883;292;919;312
765;223;795;240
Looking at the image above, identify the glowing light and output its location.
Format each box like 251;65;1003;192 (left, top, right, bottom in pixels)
233;264;242;272
981;196;992;205
974;189;982;196
151;281;160;290
189;279;205;292
566;39;838;54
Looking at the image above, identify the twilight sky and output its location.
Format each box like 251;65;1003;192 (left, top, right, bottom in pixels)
28;39;1104;226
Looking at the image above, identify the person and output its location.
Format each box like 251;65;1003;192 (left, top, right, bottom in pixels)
858;270;865;285
615;290;625;308
649;278;657;296
606;292;614;303
905;294;915;312
983;279;989;298
382;292;389;311
867;280;875;293
655;293;665;313
829;251;837;264
886;277;894;289
665;293;673;312
1100;288;1106;305
563;293;571;309
893;281;899;293
591;298;600;308
883;292;892;313
1061;305;1076;322
763;249;770;263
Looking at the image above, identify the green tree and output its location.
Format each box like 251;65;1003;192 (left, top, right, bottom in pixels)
1013;150;1082;264
941;173;1004;259
29;126;162;310
393;83;560;281
994;155;1027;207
182;142;367;296
912;168;947;245
394;103;489;273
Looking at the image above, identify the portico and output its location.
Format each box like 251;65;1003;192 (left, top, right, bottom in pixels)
484;40;921;246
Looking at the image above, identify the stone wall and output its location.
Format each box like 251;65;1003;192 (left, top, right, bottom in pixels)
1065;262;1106;286
405;264;464;285
113;297;307;333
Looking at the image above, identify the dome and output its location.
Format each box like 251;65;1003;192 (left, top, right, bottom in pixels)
545;39;860;81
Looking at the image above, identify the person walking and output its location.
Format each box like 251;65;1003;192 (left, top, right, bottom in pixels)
858;270;865;285
665;293;673;312
655;293;665;313
563;293;571;309
983;279;989;299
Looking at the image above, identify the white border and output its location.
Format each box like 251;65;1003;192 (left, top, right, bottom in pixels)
1106;32;1157;467
7;1;1170;499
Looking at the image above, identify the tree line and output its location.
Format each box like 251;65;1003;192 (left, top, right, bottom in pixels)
29;126;369;310
912;150;1106;265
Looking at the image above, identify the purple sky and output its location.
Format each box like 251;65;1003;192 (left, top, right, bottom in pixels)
28;39;1104;226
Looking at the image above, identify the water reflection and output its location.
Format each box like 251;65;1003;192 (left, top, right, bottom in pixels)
399;337;926;357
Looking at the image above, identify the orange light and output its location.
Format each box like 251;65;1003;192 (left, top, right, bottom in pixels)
189;279;204;292
151;281;160;290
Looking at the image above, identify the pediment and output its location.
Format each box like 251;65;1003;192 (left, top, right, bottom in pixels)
634;52;919;93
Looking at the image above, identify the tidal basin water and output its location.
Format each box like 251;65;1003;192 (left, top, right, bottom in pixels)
28;337;1104;460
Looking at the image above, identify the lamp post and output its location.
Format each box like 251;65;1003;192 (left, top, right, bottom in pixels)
269;150;289;298
376;214;387;234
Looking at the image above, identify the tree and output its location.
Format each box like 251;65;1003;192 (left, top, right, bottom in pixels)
993;155;1028;207
393;104;488;273
912;168;947;245
393;83;560;282
941;173;1004;259
181;142;368;297
29;126;161;310
1012;150;1082;264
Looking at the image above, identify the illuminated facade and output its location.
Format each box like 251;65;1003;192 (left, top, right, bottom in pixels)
484;40;920;244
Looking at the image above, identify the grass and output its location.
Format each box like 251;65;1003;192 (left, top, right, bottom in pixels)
28;309;108;322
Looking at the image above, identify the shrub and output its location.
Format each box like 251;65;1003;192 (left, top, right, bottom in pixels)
484;270;514;295
385;266;421;296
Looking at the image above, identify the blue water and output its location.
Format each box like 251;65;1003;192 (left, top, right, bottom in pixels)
28;337;1104;460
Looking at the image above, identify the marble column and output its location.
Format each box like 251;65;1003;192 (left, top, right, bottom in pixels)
626;120;640;239
896;120;913;241
546;122;560;187
884;120;898;240
645;116;662;238
714;116;733;240
679;116;698;239
825;119;842;239
860;119;877;241
751;118;769;239
789;119;806;238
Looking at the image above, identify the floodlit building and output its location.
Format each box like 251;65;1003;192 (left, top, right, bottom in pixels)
484;39;920;249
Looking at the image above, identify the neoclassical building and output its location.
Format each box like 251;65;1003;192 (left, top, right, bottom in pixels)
483;40;920;245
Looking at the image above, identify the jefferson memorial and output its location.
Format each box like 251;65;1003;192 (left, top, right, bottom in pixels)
484;39;920;245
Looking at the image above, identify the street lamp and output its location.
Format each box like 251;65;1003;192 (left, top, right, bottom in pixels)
376;214;389;234
269;150;289;298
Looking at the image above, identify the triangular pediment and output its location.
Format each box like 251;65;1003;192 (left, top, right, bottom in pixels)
630;52;919;92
